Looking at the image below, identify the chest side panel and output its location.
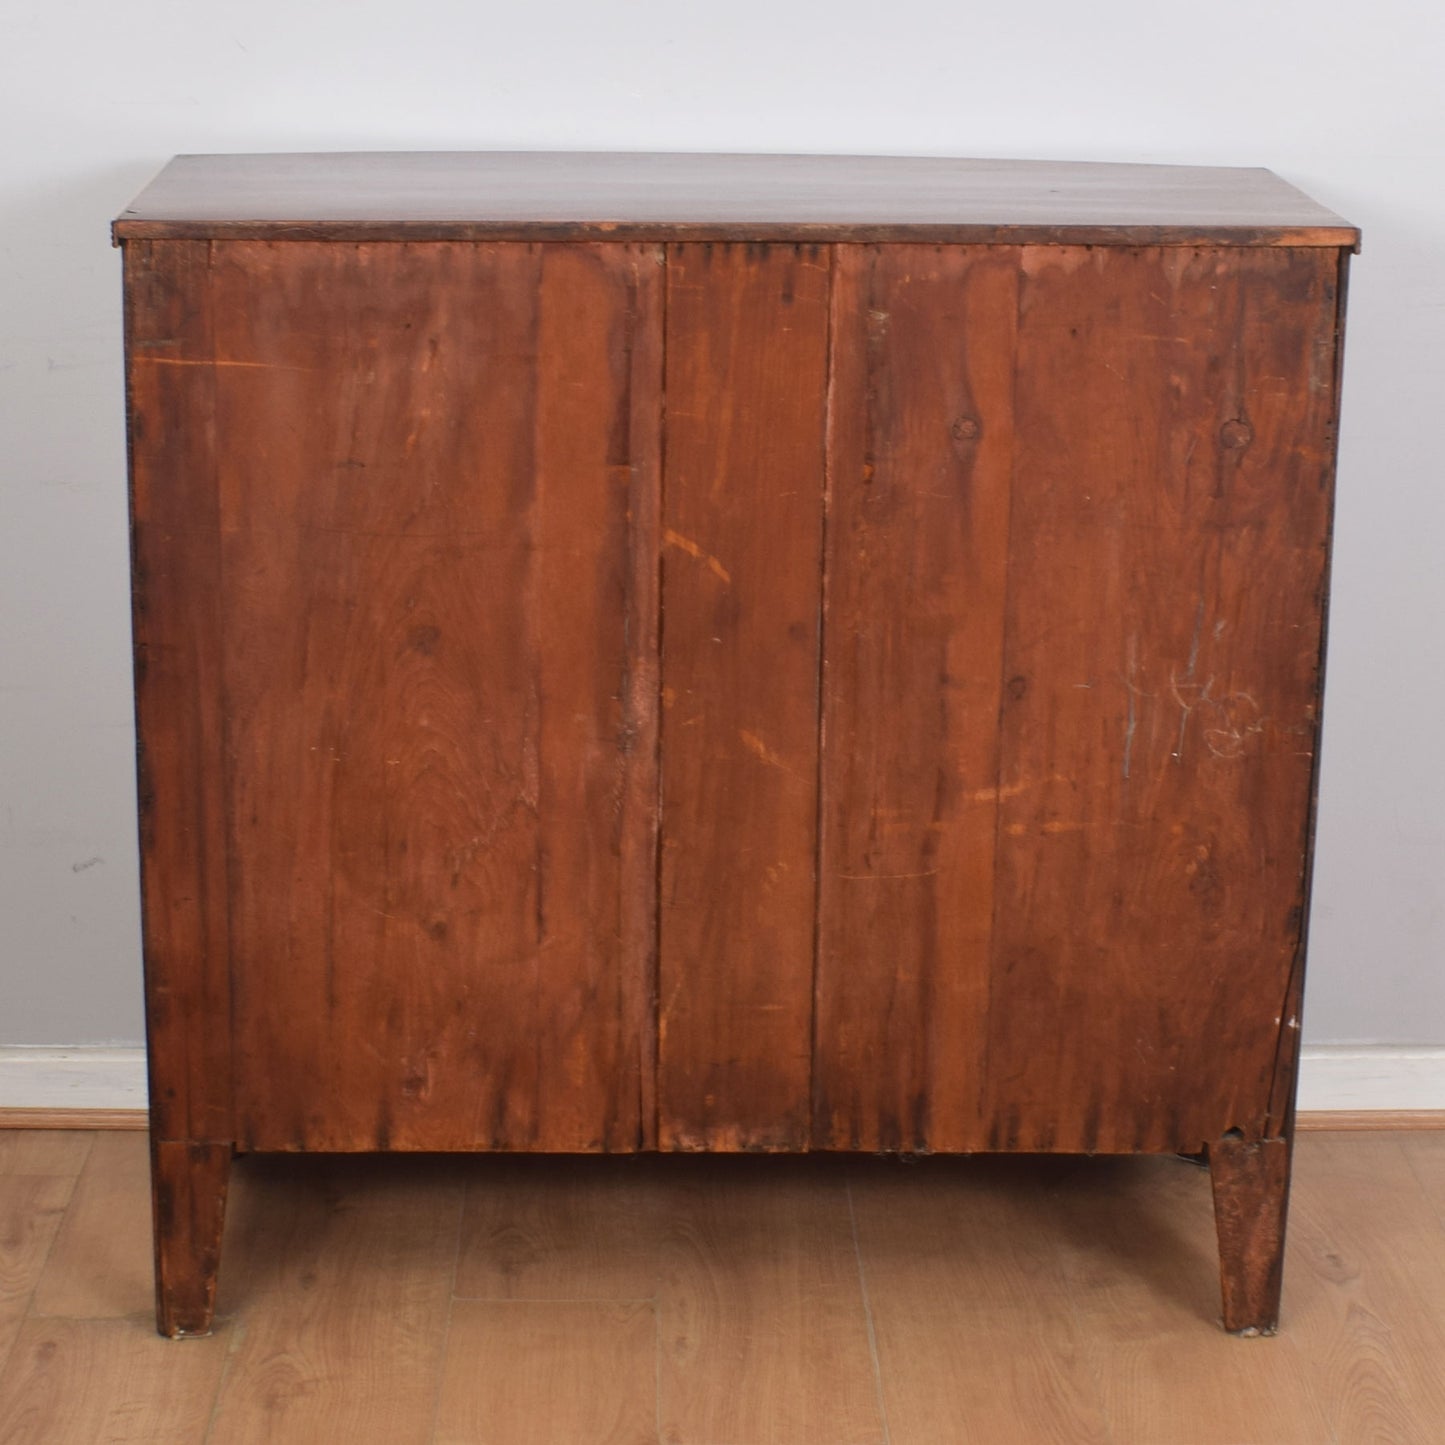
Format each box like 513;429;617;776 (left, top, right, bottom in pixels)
126;239;234;1144
979;244;1341;1154
213;239;662;1151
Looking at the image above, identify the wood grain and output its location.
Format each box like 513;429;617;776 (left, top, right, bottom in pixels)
0;1131;93;1175
0;1317;231;1445
124;239;233;1148
655;1158;883;1444
114;152;1359;250
658;243;830;1151
1210;1132;1292;1333
980;245;1341;1155
1299;1109;1445;1131
1399;1128;1445;1211
1050;1153;1334;1444
205;1155;463;1444
0;1110;148;1132
211;240;661;1153
814;244;1017;1152
435;1300;657;1445
454;1156;662;1301
9;1131;1445;1442
849;1156;1111;1445
1289;1132;1445;1440
151;1139;230;1336
0;1174;74;1370
29;1131;152;1319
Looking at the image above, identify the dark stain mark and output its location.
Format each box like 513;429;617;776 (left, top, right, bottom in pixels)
1007;674;1029;701
408;624;441;655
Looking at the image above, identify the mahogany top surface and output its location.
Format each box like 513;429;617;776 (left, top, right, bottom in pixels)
113;151;1358;248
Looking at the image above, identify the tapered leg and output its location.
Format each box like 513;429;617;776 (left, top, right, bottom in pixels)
151;1137;232;1338
1208;1131;1292;1335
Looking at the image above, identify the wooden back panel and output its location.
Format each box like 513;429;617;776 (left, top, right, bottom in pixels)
127;236;1345;1156
206;241;660;1151
657;244;831;1150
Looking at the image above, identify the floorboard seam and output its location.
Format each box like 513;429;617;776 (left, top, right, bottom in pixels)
427;1173;470;1445
845;1172;891;1445
1;1130;98;1383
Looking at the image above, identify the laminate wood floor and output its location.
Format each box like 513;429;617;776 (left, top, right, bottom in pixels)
0;1129;1441;1443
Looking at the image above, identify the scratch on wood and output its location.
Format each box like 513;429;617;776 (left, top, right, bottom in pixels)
1185;599;1205;680
663;527;732;583
739;729;798;777
137;357;312;371
1122;635;1144;781
837;868;940;881
964;774;1070;803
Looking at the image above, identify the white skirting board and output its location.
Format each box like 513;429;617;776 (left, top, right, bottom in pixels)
1;1045;1444;1117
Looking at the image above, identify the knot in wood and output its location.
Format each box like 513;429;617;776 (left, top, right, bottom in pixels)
1220;419;1253;449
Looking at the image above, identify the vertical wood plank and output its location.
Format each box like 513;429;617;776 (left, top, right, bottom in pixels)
214;241;661;1153
982;246;1340;1155
814;244;1018;1152
124;239;233;1147
658;243;830;1150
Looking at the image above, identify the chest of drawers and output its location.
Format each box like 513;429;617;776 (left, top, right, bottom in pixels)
115;151;1356;1336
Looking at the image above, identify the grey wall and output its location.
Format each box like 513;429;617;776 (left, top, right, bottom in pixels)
2;0;1441;1046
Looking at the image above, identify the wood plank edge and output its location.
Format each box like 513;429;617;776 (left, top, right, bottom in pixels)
3;1106;1441;1135
0;1108;150;1131
1295;1110;1445;1132
112;220;1362;249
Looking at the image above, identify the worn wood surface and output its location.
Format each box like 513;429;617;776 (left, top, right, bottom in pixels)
978;245;1341;1156
123;221;1351;1338
209;240;660;1153
1209;1132;1292;1333
114;152;1359;249
150;1138;230;1336
658;243;830;1150
814;244;1017;1153
125;240;233;1148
